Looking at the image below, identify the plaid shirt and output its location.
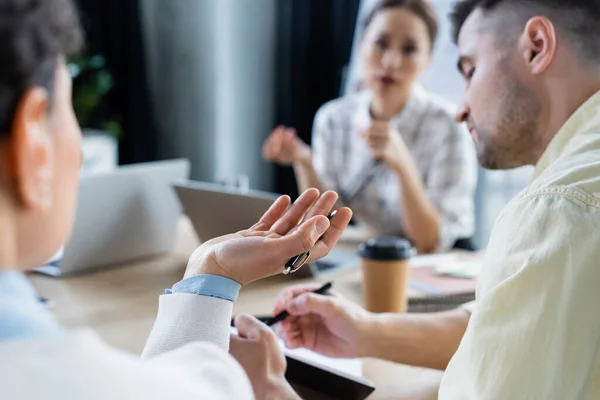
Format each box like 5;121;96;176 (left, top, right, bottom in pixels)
311;84;477;250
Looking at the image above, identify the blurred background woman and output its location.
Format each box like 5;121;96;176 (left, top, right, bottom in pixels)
263;0;477;253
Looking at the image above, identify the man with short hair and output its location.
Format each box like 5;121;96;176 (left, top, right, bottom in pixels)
441;1;600;396
275;0;600;397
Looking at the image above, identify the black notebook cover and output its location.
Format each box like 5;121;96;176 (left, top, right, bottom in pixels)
285;353;375;400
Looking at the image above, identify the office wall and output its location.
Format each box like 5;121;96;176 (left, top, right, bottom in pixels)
140;0;277;190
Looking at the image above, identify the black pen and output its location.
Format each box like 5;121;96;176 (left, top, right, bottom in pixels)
266;281;333;326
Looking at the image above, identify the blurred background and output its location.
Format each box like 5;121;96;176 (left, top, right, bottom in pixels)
72;0;532;249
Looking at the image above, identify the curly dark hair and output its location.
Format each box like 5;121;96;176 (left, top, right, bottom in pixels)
0;0;82;137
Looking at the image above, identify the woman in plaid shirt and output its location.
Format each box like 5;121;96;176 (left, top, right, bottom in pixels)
264;0;477;253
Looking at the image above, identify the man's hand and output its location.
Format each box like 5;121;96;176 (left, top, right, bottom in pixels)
276;285;472;370
262;125;312;166
362;120;411;173
230;315;300;400
184;189;353;285
273;283;375;358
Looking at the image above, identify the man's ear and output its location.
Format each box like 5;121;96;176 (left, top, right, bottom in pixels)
519;16;557;75
11;87;53;210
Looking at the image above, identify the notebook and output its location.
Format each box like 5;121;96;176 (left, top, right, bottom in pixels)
407;252;483;313
230;327;375;399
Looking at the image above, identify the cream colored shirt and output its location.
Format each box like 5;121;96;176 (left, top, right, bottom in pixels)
439;91;600;399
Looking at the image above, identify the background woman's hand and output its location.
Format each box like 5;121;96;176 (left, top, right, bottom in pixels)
362;120;411;172
262;125;312;166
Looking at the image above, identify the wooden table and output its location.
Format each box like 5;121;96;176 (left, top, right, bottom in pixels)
30;218;443;399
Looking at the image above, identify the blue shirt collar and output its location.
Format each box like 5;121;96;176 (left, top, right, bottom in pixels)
0;270;63;341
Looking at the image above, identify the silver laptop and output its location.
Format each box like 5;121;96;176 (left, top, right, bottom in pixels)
37;159;190;276
173;180;358;278
173;180;278;242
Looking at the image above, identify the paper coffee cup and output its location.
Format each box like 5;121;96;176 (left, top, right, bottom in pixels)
358;237;415;313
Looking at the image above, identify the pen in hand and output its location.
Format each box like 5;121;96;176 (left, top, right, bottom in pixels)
266;281;333;327
283;211;337;275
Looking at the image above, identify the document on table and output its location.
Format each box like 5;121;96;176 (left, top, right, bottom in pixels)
230;327;363;378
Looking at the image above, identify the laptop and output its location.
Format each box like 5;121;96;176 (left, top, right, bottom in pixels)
37;159;190;276
173;180;359;278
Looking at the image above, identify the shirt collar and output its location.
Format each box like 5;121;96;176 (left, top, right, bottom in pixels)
533;90;600;179
0;270;63;341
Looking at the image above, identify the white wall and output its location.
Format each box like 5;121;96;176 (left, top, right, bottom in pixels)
140;0;277;190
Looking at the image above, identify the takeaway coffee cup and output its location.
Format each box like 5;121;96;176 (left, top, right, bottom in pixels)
358;237;416;313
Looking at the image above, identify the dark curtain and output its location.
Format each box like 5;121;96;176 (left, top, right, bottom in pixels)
274;0;360;197
74;0;159;164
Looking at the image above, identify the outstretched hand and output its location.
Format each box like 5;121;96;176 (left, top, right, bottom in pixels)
184;189;353;285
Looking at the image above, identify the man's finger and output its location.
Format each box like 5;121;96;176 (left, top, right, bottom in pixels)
274;284;343;315
229;332;257;363
235;314;272;340
292;191;338;232
252;195;291;231
287;292;340;318
308;207;352;261
280;318;305;349
270;189;320;235
229;333;249;354
273;283;326;315
274;215;330;258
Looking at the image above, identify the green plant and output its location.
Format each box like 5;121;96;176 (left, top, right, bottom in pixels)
68;54;122;138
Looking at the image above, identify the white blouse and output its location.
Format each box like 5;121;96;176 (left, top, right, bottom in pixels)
311;84;478;250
